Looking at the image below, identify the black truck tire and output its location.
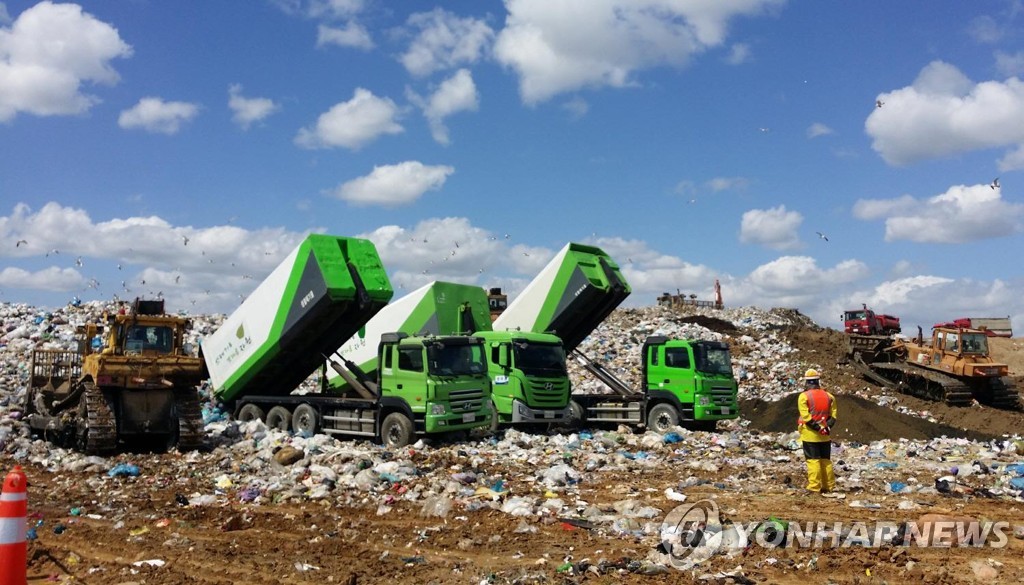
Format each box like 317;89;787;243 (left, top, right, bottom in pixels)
569;400;586;425
291;403;319;436
237;403;265;423
265;406;291;431
647;403;680;434
380;412;415;449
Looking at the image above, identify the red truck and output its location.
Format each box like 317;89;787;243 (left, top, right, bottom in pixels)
843;304;901;335
932;317;1012;338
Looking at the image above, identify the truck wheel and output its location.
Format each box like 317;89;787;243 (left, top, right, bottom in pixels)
292;404;319;436
569;400;586;425
647;403;680;434
488;400;500;432
265;406;291;431
237;403;265;423
380;412;414;449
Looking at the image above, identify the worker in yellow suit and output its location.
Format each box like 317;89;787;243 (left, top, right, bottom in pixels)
797;369;838;494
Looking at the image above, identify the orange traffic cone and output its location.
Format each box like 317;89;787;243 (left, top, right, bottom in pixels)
0;465;27;585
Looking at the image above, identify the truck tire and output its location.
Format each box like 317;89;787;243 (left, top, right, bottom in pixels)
569;400;586;426
380;412;414;449
647;403;680;434
237;403;265;423
265;406;291;431
292;404;319;436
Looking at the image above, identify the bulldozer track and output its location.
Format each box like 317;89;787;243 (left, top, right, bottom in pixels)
175;387;205;450
80;380;117;454
989;377;1022;410
867;362;975;406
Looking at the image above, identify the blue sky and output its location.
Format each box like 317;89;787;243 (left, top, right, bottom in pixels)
2;0;1024;333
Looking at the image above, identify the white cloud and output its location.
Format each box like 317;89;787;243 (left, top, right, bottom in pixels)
0;3;10;25
998;143;1024;171
228;84;280;130
0;202;305;310
995;50;1024;77
400;8;494;77
807;122;833;138
328;161;454;206
739;205;803;250
967;15;1003;44
409;68;479;145
317;22;373;50
0;266;83;291
747;256;869;294
725;43;751;65
493;0;784;104
562;97;589;119
853;183;1024;243
118;97;200;134
295;88;403;149
707;176;749;192
866;60;1024;165
0;1;132;122
306;0;364;19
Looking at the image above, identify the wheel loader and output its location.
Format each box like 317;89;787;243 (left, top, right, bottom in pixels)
847;325;1020;409
24;298;206;453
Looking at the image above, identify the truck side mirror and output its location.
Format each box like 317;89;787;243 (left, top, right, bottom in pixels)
497;344;510;368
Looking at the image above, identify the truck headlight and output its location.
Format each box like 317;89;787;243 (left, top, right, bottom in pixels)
430;404;447;415
698;396;712;406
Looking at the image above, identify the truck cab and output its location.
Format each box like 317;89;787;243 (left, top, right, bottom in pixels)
475;330;572;426
645;337;738;422
377;333;492;435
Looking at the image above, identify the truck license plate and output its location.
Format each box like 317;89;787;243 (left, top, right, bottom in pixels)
544;410;555;418
462;413;474;423
721;407;730;415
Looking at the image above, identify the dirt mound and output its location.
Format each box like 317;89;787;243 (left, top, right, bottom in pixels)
741;393;998;444
674;314;738;334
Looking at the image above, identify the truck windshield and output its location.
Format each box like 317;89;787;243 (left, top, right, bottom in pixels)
427;343;486;376
959;333;989;354
513;342;567;376
125;325;173;354
697;346;733;376
846;311;865;320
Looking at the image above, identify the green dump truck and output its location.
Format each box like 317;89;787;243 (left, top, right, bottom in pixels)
327;281;572;435
325;281;494;446
492;242;739;432
201;234;447;445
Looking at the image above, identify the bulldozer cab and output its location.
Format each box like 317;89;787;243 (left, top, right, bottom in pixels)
912;327;1003;377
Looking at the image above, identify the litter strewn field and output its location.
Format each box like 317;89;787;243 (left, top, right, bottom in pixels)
2;301;1023;584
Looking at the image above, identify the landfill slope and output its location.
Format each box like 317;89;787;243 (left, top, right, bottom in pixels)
2;301;1024;584
741;393;998;443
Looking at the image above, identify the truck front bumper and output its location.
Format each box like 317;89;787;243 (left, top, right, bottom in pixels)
424;406;493;433
693;403;738;420
510;399;572;424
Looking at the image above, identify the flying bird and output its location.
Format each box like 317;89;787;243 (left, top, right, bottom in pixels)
991;177;1000;190
876;100;884;108
522;252;530;256
15;239;27;247
816;231;829;242
75;256;83;267
504;233;511;239
46;249;59;257
758;127;770;133
117;263;123;270
454;241;459;248
181;235;189;246
175;275;181;284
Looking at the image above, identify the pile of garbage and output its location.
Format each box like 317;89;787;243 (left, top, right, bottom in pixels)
2;300;1022;577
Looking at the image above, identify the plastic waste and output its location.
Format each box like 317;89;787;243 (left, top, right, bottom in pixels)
108;463;140;477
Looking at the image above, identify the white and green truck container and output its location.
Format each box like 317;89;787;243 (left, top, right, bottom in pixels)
493;242;740;432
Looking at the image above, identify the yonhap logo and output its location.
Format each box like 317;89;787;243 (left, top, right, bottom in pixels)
660;499;723;569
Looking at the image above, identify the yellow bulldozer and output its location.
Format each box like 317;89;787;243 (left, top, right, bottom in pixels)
847;325;1020;409
24;298;206;453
